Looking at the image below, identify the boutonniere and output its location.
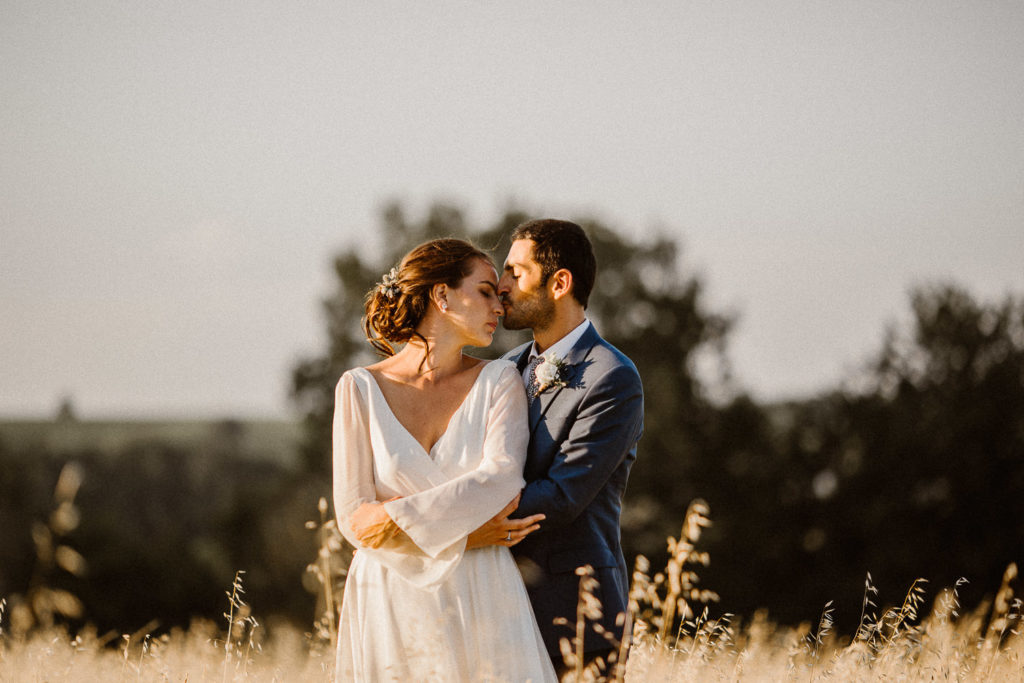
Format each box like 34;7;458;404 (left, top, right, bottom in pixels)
535;353;570;394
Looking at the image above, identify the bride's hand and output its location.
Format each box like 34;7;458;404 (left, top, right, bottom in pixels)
349;498;401;548
466;493;545;550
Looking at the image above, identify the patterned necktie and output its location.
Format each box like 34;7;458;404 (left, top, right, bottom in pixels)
526;355;544;404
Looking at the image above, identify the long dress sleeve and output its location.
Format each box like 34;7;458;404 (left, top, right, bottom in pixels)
331;371;378;549
382;362;528;558
333;371;432;565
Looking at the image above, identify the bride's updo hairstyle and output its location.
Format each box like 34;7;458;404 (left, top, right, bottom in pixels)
363;238;492;357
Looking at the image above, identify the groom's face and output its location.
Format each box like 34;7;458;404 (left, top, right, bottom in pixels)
498;239;555;331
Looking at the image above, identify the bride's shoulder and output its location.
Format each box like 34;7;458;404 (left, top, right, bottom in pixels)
335;366;373;395
472;357;517;376
490;358;518;373
338;365;370;381
479;359;522;390
459;357;518;388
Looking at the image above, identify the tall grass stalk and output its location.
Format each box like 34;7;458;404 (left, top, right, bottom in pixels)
807;600;833;681
305;497;348;651
1;495;1021;682
221;570;260;683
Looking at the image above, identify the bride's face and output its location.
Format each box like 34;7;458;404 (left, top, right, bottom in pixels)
441;258;503;347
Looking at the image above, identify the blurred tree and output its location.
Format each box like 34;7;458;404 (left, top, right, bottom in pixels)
289;201;752;559
68;441;296;632
0;441;66;606
759;284;1024;626
0;434;317;635
860;285;1024;600
7;215;1021;635
289;203;1024;630
56;395;77;422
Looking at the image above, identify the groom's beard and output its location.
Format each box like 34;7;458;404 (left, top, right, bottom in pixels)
501;291;555;331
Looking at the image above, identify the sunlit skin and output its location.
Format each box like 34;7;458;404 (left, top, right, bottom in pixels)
348;257;545;549
498;238;586;353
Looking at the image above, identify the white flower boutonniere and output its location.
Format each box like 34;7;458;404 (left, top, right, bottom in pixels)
535;353;570;394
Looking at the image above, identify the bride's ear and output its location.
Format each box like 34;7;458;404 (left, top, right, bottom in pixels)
430;284;449;312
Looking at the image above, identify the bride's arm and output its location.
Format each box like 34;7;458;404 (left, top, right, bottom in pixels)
332;372;411;550
376;363;535;558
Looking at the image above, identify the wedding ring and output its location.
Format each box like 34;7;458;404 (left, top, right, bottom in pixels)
505;530;513;542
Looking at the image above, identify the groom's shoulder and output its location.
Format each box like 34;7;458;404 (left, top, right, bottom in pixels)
588;334;642;386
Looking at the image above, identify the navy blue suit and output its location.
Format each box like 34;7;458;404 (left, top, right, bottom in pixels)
503;324;644;663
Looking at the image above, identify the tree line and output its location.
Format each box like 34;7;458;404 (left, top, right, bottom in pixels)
2;201;1021;636
291;202;1024;631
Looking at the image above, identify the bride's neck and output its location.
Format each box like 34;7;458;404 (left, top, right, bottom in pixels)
395;337;465;380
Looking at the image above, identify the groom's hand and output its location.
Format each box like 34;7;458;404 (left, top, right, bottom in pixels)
466;493;545;549
349;498;401;549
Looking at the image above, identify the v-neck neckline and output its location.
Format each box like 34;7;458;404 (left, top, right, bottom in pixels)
361;361;491;457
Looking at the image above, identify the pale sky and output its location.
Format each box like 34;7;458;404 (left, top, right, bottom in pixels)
2;1;1023;418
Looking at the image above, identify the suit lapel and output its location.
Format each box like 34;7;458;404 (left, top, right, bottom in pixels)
528;324;601;433
512;346;532;374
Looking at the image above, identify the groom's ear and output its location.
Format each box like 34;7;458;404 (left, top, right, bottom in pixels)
548;268;574;301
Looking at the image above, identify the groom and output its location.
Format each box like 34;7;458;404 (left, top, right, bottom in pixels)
485;219;644;672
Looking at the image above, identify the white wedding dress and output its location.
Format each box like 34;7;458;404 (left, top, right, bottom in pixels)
332;360;558;683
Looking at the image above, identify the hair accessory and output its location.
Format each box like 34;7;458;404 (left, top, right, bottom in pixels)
377;267;400;300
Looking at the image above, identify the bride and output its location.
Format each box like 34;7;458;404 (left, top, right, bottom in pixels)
332;238;559;682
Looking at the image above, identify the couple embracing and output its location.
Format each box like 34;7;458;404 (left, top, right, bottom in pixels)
332;219;644;682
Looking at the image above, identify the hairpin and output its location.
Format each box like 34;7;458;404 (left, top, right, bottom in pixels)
377;267;400;300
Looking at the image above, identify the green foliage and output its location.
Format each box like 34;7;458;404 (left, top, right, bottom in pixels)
288;202;778;625
289;201;735;492
5;204;1022;637
745;284;1024;625
856;285;1024;597
0;436;322;635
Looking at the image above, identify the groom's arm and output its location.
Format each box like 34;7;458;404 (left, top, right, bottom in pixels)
513;363;643;527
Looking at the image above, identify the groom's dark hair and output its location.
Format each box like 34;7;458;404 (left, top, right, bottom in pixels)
511;219;596;308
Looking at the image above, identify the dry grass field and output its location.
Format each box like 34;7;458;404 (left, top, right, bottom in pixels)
2;500;1020;682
